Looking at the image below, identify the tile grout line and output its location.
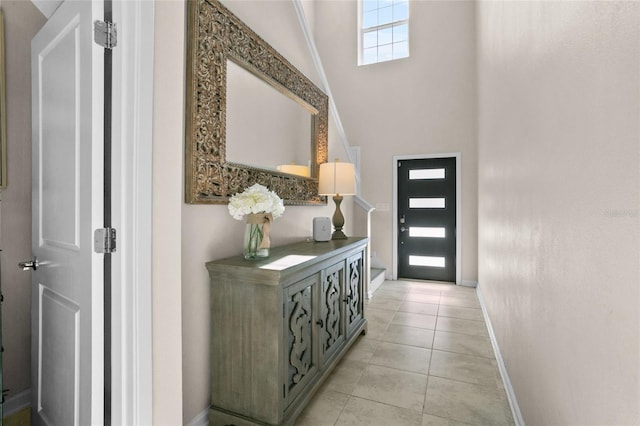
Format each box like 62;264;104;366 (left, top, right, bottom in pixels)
331;394;351;425
341;393;427;416
423;291;443;414
426;372;506;391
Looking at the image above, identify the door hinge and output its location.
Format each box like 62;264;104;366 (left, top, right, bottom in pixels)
94;228;117;254
94;20;117;49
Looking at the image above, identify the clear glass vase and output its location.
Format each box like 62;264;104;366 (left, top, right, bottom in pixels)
244;214;270;259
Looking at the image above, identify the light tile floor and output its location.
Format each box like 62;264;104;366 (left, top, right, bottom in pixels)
297;280;515;426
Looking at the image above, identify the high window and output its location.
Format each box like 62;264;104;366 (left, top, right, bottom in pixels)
359;0;409;65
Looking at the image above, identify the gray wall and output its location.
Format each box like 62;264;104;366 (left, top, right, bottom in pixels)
477;1;640;424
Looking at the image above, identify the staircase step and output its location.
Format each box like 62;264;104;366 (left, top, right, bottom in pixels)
371;267;385;280
368;267;386;298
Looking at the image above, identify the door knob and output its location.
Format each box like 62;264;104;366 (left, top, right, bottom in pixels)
18;257;38;271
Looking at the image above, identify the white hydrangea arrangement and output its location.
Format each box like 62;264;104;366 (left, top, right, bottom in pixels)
228;183;285;220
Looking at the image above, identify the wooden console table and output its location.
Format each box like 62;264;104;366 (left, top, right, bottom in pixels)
206;237;368;425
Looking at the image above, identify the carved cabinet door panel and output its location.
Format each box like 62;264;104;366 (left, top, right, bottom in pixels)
346;251;365;338
319;262;346;366
284;274;319;406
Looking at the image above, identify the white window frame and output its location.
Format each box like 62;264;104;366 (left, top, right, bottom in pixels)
357;0;410;66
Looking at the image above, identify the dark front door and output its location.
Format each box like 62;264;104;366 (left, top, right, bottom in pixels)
397;157;456;282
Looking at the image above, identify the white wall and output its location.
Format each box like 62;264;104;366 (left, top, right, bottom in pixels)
152;1;185;423
0;0;45;403
314;0;478;283
170;1;352;422
477;1;640;424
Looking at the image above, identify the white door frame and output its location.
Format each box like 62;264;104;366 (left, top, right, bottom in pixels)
392;153;462;284
110;1;154;424
30;0;154;423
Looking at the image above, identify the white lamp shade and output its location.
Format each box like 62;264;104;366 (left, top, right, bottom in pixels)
318;162;356;195
277;163;310;177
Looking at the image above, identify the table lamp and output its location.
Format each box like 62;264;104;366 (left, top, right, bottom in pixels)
318;160;356;240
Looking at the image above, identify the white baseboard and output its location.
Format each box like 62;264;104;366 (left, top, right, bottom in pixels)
460;280;478;288
2;388;31;418
476;286;525;426
187;408;208;426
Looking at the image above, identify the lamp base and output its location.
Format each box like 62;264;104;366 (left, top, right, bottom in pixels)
331;194;348;240
331;230;348;240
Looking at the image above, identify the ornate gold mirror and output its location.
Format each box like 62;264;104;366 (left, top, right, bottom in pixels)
185;0;328;204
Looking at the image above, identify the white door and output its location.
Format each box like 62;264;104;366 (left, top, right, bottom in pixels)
30;0;104;424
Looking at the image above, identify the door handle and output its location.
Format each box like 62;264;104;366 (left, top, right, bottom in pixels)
18;257;38;271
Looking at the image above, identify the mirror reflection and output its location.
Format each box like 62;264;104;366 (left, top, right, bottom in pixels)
185;0;328;204
226;60;312;175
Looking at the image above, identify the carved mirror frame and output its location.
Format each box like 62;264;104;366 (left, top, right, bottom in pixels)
185;0;328;205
